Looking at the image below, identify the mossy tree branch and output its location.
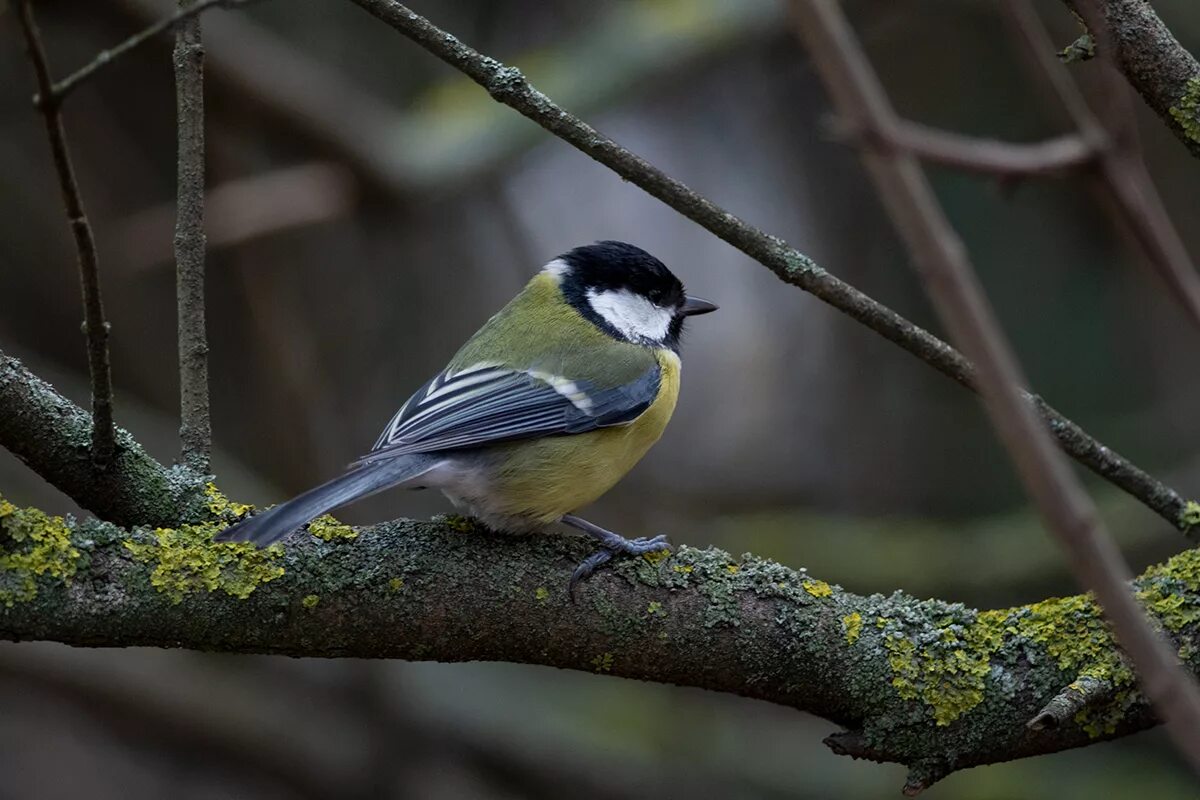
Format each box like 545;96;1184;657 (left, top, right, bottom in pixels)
0;349;209;528
2;356;1197;791
3;491;1200;794
1060;0;1200;158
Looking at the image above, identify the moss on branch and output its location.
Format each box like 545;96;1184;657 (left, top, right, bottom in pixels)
1062;0;1200;158
0;490;1195;791
0;350;210;527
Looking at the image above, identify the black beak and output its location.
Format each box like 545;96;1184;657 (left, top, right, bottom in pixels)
681;295;718;316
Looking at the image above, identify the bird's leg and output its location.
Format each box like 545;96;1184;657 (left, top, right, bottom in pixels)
561;514;671;592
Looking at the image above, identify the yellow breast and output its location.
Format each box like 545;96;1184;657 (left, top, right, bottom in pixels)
483;349;681;524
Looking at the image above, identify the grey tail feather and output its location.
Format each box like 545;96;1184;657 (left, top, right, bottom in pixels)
214;456;436;547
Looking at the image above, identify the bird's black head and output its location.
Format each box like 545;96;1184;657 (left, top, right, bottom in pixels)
547;241;717;351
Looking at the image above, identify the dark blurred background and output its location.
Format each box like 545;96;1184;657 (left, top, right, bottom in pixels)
3;0;1200;796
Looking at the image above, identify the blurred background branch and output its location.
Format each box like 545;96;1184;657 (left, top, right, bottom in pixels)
1006;0;1200;336
831;120;1097;177
115;0;782;197
788;0;1200;786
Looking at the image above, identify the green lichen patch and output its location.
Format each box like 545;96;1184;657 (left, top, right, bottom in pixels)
777;244;821;279
0;495;81;606
1057;32;1095;63
804;579;833;598
302;594;320;609
843;612;863;645
1169;78;1200;146
1181;500;1200;531
535;586;550;603
308;515;358;542
203;483;253;523
388;577;405;593
124;525;284;603
1136;548;1200;639
878;601;996;727
875;584;1155;731
434;514;481;534
647;600;665;617
643;549;670;567
591;652;614;673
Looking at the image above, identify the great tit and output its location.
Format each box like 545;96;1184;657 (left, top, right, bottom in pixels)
216;240;717;587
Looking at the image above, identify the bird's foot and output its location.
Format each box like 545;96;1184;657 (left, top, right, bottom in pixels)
562;515;672;595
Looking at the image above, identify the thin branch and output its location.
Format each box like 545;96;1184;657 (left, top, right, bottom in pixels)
1029;676;1113;730
173;0;211;474
1006;0;1200;336
835;119;1097;177
15;0;117;467
47;0;236;102
788;0;1200;788
339;0;1194;530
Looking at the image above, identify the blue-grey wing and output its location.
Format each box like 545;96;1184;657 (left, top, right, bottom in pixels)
352;362;661;465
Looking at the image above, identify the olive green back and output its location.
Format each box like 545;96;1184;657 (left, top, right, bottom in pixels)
448;272;659;388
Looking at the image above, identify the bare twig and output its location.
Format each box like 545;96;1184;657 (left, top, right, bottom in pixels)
47;0;235;102
789;0;1200;788
834;119;1097;177
173;0;211;473
340;0;1194;529
1006;0;1200;332
15;0;117;467
1029;676;1113;730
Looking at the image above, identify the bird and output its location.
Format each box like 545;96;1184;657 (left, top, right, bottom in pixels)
215;240;717;589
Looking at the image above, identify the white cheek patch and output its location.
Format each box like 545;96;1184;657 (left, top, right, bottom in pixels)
586;288;674;343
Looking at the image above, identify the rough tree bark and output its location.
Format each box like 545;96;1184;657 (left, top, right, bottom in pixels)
2;348;1200;793
1061;0;1200;159
0;351;210;528
3;478;1199;793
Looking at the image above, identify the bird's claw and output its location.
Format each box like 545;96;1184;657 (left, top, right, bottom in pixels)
568;534;672;597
